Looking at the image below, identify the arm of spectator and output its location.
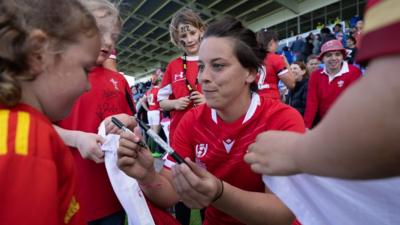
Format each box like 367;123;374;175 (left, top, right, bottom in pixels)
54;125;105;163
245;55;400;179
139;95;149;112
159;97;191;111
279;56;296;90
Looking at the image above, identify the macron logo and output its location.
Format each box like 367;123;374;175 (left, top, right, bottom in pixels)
223;139;235;153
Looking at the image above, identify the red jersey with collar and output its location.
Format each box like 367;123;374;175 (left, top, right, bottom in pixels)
357;0;400;64
0;103;83;225
304;62;362;128
56;67;133;221
257;53;288;99
145;86;160;111
164;94;305;225
157;56;202;144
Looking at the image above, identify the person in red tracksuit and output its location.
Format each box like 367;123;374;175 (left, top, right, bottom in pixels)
0;0;100;224
303;39;361;128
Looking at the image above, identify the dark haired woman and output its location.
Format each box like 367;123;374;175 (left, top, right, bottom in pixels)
117;17;305;225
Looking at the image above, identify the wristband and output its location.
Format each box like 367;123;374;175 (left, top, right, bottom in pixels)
212;179;224;202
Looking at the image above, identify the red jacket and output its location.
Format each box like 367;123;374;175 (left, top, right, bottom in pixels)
304;62;361;128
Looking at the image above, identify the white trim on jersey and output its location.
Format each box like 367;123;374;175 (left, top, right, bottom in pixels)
277;68;289;76
257;65;270;90
243;93;261;123
211;93;261;124
157;84;172;102
211;109;218;124
180;55;199;61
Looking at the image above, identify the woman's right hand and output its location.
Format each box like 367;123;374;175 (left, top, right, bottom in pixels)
117;127;156;183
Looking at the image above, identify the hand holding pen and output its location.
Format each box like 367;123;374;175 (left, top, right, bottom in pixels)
111;117;147;149
112;116;188;165
116;123;157;182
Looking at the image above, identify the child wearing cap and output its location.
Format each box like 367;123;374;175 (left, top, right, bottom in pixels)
303;39;361;128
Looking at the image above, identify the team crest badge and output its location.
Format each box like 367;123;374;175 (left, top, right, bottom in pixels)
110;78;119;90
337;80;344;88
195;144;208;158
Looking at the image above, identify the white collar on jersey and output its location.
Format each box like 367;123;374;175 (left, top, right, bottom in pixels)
181;55;199;61
322;61;349;83
211;92;261;124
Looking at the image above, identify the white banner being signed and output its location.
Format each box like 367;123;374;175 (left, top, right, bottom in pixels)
99;122;155;225
264;174;400;225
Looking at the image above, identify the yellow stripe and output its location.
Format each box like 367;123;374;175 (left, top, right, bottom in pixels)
15;112;30;155
363;0;400;34
0;110;10;155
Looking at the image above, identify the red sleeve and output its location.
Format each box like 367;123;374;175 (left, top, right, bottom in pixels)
273;54;288;76
164;109;196;167
160;62;173;89
304;71;319;128
352;66;362;81
356;0;400;64
271;103;306;134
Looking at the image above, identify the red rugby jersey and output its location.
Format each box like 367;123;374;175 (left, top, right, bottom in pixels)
157;56;202;144
257;53;288;99
0;103;83;225
165;93;305;225
145;86;160;111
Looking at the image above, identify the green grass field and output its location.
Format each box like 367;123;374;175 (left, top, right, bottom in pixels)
125;209;202;225
190;209;202;225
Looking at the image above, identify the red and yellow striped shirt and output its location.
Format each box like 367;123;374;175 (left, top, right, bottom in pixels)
0;103;84;225
357;0;400;63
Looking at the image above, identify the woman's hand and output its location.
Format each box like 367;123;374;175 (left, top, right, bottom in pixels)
104;113;136;134
117;127;156;183
171;158;223;209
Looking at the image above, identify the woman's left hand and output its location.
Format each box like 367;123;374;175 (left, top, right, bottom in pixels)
171;158;222;209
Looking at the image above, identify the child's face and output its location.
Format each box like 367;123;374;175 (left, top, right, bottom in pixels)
178;23;203;56
93;9;120;65
37;33;100;121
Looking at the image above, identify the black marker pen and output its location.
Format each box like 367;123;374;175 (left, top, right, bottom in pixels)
111;117;147;149
135;118;186;164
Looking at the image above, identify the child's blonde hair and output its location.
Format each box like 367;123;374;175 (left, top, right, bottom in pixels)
0;0;98;107
169;8;205;47
79;0;122;30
